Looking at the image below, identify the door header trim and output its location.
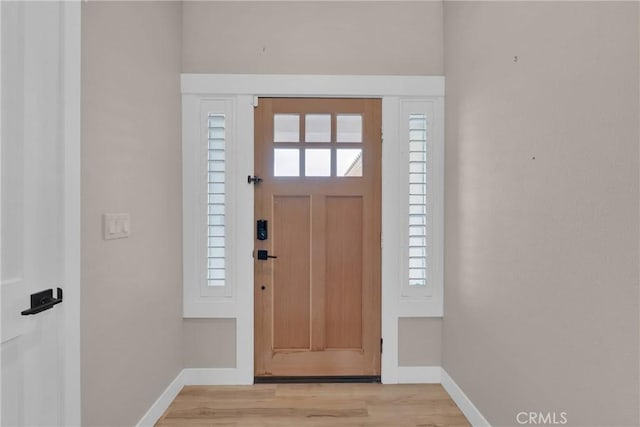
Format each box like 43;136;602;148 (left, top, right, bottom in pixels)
181;74;445;97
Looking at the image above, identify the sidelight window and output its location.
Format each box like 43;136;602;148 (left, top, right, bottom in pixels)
183;98;239;307
396;99;443;306
207;113;226;287
408;114;428;287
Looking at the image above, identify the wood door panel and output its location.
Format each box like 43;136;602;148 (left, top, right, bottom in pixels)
325;196;363;350
273;196;311;350
269;349;375;376
255;98;381;377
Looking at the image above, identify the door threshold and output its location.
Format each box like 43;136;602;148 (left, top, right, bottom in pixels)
254;376;381;384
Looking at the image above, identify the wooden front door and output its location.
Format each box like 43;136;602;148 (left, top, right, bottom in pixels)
254;98;381;377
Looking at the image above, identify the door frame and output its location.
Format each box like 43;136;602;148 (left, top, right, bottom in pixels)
0;1;82;423
181;74;444;385
253;97;383;377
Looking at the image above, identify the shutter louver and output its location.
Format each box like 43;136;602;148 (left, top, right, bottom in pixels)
408;114;429;287
207;113;225;286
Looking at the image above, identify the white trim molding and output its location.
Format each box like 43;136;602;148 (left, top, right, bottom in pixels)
441;369;492;427
381;96;444;383
181;74;445;385
0;2;4;423
182;74;444;98
182;94;255;382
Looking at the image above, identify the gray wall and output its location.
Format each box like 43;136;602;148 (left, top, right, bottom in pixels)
181;1;445;368
81;2;183;426
182;1;443;75
398;318;442;367
184;319;236;368
442;2;639;426
79;2;640;425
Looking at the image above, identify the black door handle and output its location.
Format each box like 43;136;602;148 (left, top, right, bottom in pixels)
256;250;277;260
21;288;63;316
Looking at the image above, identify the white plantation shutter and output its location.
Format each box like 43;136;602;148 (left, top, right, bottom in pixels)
398;99;443;307
183;92;254;319
207;113;226;286
183;97;238;309
408;114;429;288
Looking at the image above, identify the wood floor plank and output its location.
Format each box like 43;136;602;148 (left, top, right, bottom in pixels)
164;400;367;417
173;385;277;402
155;383;470;427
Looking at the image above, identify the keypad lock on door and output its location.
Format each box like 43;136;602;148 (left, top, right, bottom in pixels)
257;220;268;240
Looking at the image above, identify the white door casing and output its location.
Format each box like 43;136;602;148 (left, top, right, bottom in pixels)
181;74;445;384
1;1;81;425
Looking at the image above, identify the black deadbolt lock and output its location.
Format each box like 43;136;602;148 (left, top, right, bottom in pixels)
257;220;268;240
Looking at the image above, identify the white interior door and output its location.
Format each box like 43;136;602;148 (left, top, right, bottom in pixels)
1;2;80;426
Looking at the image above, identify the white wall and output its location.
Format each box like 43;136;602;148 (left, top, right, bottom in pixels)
443;2;640;425
81;2;183;425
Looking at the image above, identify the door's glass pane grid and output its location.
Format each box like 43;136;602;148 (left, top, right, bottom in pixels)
273;114;366;178
207;113;225;286
305;114;331;142
274;148;300;176
337;114;362;143
305;149;331;176
408;114;429;287
337;149;363;177
274;114;300;142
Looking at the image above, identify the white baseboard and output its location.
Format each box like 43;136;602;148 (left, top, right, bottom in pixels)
136;371;185;427
441;369;491;427
135;368;250;426
397;366;442;383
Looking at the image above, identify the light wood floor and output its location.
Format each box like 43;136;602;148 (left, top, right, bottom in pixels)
156;383;471;426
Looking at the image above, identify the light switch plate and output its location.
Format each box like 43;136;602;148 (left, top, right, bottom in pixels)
103;213;130;240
